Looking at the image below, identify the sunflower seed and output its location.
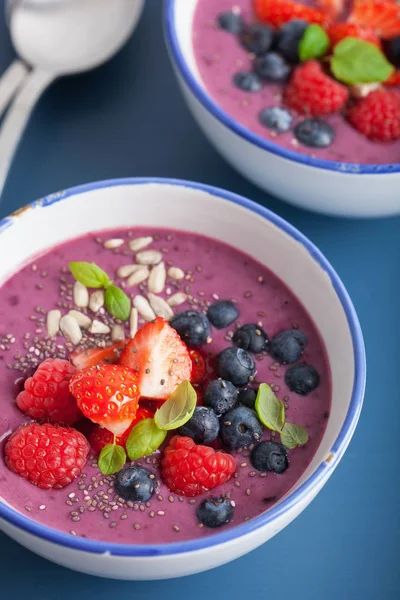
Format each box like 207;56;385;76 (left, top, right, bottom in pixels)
103;238;124;249
117;264;142;279
60;315;82;345
46;309;61;337
127;267;149;287
167;292;187;307
129;307;138;338
168;267;185;280
68;310;91;329
73;281;89;308
148;262;166;294
136;250;162;266
129;236;153;252
133;295;156;322
89;290;105;313
89;320;111;335
147;294;174;320
111;324;125;342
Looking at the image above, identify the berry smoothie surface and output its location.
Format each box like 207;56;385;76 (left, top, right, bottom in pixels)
0;228;331;544
192;0;400;165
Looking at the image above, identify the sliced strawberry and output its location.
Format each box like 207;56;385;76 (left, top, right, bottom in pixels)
385;70;400;85
317;0;345;20
349;0;400;39
328;22;382;48
88;406;155;455
253;0;327;28
70;340;128;370
119;318;192;401
189;349;206;384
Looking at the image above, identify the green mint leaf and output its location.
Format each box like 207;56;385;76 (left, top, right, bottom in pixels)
98;443;126;475
126;418;167;460
299;24;329;62
255;383;285;432
331;37;394;84
104;285;131;321
280;422;309;449
69;261;110;288
154;381;197;431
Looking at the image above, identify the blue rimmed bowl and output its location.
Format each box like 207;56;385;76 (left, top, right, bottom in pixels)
0;178;365;579
164;0;400;218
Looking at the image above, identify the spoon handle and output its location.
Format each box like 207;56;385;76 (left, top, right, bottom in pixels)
0;60;30;117
0;68;56;198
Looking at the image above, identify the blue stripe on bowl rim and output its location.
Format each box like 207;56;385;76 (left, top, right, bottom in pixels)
164;0;400;175
0;178;366;557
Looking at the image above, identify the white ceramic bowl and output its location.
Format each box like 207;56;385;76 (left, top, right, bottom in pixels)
0;178;365;579
164;0;400;219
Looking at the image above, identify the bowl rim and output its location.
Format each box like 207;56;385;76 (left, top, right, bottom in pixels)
164;0;400;176
0;177;366;557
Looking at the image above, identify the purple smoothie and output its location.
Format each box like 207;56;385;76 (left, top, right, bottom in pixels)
192;0;400;165
0;228;331;544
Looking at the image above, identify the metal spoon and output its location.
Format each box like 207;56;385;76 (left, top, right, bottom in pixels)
0;0;144;197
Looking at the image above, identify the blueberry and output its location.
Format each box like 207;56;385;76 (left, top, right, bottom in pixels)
232;324;268;354
387;36;400;67
216;347;255;386
275;19;308;63
269;329;307;364
285;364;320;395
217;11;244;34
204;379;238;415
114;466;155;502
197;496;234;528
207;300;239;329
238;387;257;409
259;106;292;133
220;406;263;449
240;23;275;55
294;119;335;148
179;406;220;444
251;441;288;473
233;71;262;92
254;52;291;82
170;310;210;347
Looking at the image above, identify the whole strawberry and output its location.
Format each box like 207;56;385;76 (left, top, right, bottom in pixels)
69;364;140;436
161;435;236;497
5;422;90;489
284;60;349;116
17;358;81;425
347;89;400;141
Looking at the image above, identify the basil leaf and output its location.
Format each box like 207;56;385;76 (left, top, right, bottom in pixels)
105;285;131;321
331;37;394;84
255;383;285;432
280;422;309;449
299;24;329;62
69;261;110;288
98;443;126;475
154;381;197;431
126;418;167;460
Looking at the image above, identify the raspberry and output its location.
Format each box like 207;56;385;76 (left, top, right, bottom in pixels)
16;358;81;425
347;89;400;141
161;435;236;497
5;422;90;489
284;60;349;116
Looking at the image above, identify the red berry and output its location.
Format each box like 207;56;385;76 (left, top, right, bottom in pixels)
70;340;128;370
347;88;400;141
385;70;400;86
16;358;81;425
119;318;192;401
5;422;90;489
253;0;327;28
328;23;382;48
69;364;140;436
88;406;155;455
161;435;236;497
284;60;349;116
189;349;206;384
349;0;400;40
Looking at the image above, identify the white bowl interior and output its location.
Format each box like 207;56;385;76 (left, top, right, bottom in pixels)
0;182;355;496
173;0;203;83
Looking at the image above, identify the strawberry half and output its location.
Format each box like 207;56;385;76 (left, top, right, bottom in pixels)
119;318;192;401
328;22;382;48
253;0;327;28
70;341;128;370
349;0;400;39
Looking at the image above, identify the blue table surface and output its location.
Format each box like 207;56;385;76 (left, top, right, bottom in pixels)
0;2;399;598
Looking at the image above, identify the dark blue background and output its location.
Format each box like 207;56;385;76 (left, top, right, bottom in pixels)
0;2;399;598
